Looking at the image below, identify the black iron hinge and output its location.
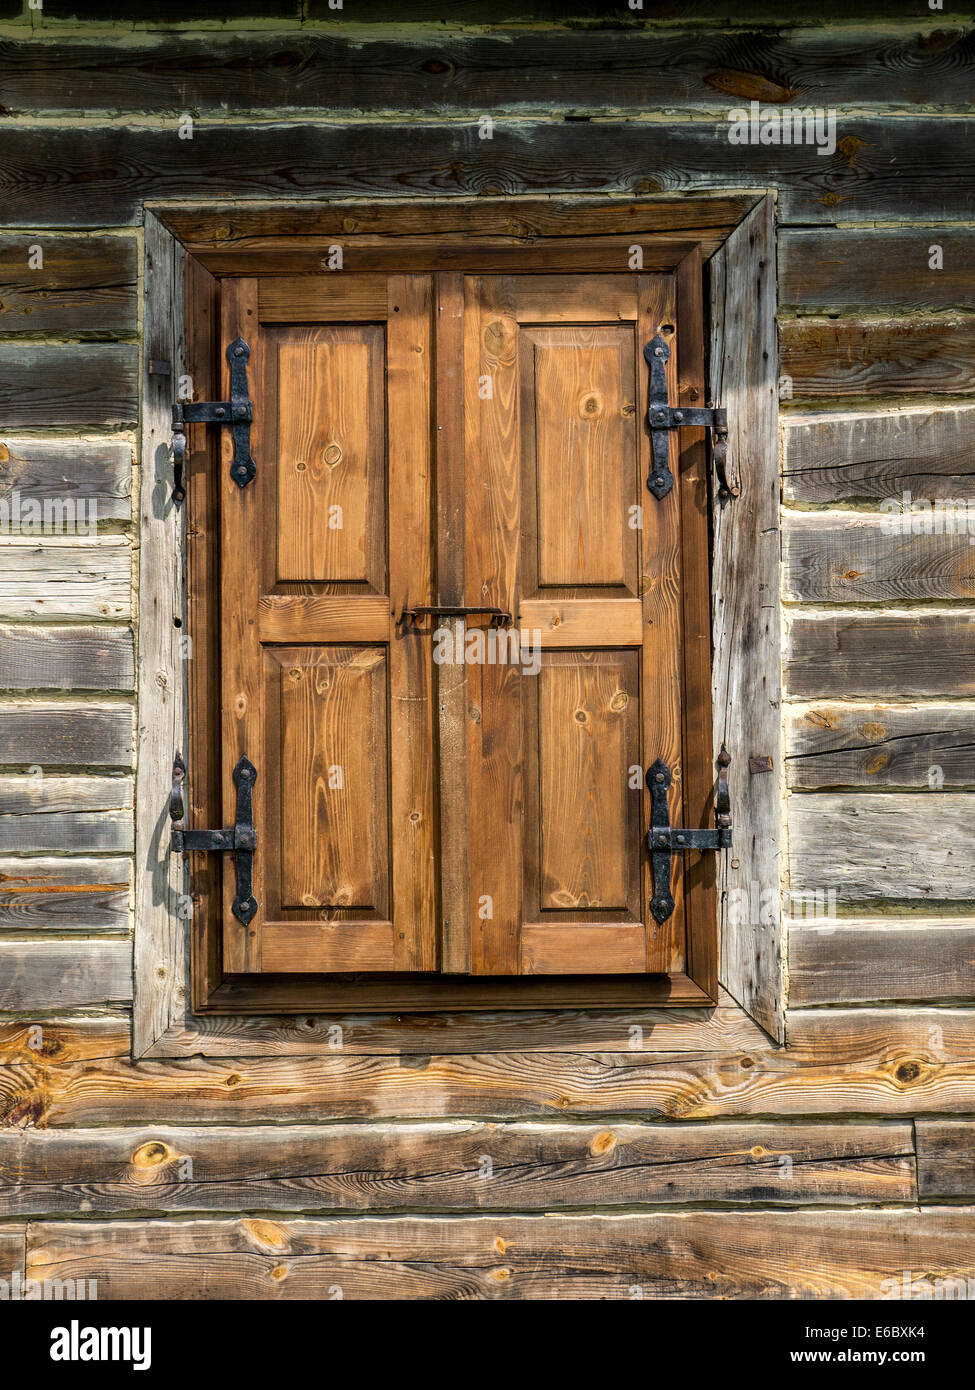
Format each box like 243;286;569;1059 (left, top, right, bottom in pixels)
646;747;732;924
170;337;256;506
644;333;734;503
169;752;258;926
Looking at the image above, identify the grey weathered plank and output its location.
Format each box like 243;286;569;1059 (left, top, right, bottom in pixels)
0;1226;25;1286
0;1121;915;1215
0;702;133;766
789;794;975;903
783;511;975;603
787;614;975;699
782;406;975;505
0;234;137;335
0;856;130;932
0;437;132;522
0;629;134;692
0;774;133;855
789;920;975;1006
710;196;783;1040
0;344;138;428
781;314;975;401
0;939;132;1011
787;703;975;790
0;540;130;620
24;1208;975;1300
1;118;973;227
781;228;975;315
916;1122;975;1199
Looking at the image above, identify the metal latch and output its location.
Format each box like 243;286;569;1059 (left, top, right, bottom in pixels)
169;752;258;926
644;333;734;503
646;747;732;924
400;605;513;629
171;337;256;506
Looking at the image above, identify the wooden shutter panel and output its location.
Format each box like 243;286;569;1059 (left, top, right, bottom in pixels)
217;275;437;974
457;273;687;976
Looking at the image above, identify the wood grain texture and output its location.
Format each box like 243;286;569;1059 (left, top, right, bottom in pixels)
0;344;137;427
0;629;134;692
24;1208;975;1299
781;314;975;401
781;228;975;315
0;940;132;1012
787;614;975;699
0;234;137;335
709;196;783;1040
789;794;975;904
0;436;131;522
0;856;130;932
0;539;129;620
783;511;975;603
0;775;133;854
0;703;132;766
789;920;975;1006
782;406;975;505
0;1016;131;1065
917;1122;975;1199
787;703;975;790
0;1121;915;1216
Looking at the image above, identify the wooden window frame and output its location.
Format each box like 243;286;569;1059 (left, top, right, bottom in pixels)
134;194;782;1057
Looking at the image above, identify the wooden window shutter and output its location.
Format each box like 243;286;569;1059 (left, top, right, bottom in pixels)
216;275;437;974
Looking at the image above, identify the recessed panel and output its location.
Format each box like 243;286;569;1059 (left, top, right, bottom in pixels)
273;325;386;587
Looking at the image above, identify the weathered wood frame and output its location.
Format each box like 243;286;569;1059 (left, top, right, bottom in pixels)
134;194;782;1057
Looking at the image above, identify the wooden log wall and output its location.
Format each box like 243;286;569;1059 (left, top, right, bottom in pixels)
1;0;975;1299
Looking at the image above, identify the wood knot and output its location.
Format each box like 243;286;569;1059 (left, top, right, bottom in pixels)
895;1060;922;1085
132;1140;172;1169
589;1130;617;1157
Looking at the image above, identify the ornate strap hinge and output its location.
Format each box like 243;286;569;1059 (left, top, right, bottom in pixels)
169;752;258;926
644;333;734;503
170;337;256;506
646;747;732;924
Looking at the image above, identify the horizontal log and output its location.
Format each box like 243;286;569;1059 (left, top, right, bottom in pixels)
916;1121;975;1199
0;1121;915;1216
782;406;975;505
789;920;975;1006
0;540;130;621
0;775;133;854
0;939;132;1013
25;1208;975;1299
787;613;975;698
780;228;975;315
787;703;975;789
0;702;133;765
5;28;974;116
783;511;975;603
0;344;137;429
0;1016;131;1064
789;793;975;903
0;437;132;522
0;856;130;932
0;775;131;816
2;118;973;227
10;1008;975;1124
781;314;975;400
0;235;137;336
0;1227;24;1286
0;630;134;693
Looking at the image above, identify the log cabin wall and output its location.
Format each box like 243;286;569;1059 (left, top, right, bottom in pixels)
1;0;975;1298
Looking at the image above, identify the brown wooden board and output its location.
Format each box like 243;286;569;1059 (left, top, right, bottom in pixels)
787;614;975;699
787;703;975;790
0;234;137;336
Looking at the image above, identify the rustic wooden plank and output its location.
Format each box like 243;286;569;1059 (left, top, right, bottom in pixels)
0;630;134;693
0;703;132;766
782;406;975;505
0;1120;915;1216
0;1016;131;1064
0;856;130;932
783;511;975;603
782;314;975;401
0;775;131;815
788;614;975;699
25;1208;975;1299
4;119;973;227
789;793;975;903
0;437;131;523
0;234;137;336
781;228;975;315
789;920;975;1006
787;702;975;789
917;1121;975;1199
0;344;138;428
0;539;130;620
710;197;783;1040
0;940;132;1013
0;810;132;856
133;212;184;1057
0;1226;25;1286
7;30;975;116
